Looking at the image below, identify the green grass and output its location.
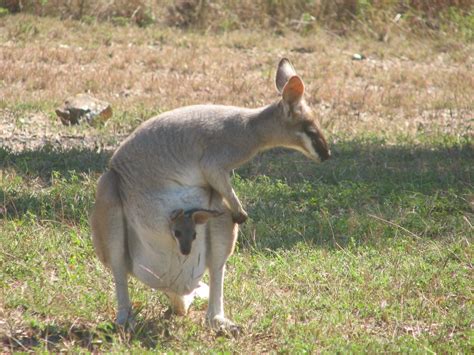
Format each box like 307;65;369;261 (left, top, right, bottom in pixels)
1;133;472;352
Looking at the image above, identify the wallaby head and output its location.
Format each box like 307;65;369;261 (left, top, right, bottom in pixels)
274;58;331;162
169;208;223;255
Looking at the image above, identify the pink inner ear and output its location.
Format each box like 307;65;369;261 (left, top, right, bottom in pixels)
192;212;209;225
193;210;222;225
282;76;305;104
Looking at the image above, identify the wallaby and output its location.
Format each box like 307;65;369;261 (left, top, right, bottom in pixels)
91;58;330;334
169;208;222;256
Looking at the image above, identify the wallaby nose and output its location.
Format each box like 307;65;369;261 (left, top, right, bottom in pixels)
180;246;191;255
310;132;331;162
321;149;331;161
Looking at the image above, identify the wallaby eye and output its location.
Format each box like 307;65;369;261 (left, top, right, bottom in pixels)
193;232;197;240
174;230;182;238
302;125;319;140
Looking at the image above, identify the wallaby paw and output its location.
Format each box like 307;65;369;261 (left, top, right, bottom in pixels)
206;314;241;337
116;309;135;331
232;211;248;224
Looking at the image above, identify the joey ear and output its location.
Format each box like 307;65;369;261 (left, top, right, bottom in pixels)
276;58;297;93
170;209;184;222
282;75;305;105
192;209;223;225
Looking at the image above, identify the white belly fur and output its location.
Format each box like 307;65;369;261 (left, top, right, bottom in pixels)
125;187;210;295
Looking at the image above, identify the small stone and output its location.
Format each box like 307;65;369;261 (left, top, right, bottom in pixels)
352;53;366;61
56;94;112;126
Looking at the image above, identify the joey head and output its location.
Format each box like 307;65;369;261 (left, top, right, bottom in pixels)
169;208;222;255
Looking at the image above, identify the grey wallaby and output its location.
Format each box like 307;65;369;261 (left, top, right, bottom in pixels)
91;58;330;334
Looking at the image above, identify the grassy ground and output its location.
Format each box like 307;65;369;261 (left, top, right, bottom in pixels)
1;14;473;352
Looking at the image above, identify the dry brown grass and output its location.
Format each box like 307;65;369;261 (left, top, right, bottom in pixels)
0;14;472;150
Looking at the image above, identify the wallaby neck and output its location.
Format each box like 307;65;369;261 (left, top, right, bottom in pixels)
247;101;286;150
214;101;288;170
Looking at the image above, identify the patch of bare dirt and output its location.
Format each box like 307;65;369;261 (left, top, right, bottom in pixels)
0;109;121;152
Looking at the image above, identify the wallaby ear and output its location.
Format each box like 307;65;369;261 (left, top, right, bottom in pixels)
170;209;184;222
282;75;305;105
192;209;223;225
276;58;297;93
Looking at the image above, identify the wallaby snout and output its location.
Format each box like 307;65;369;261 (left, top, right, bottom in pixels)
312;131;331;161
302;122;331;161
179;240;192;256
170;208;223;256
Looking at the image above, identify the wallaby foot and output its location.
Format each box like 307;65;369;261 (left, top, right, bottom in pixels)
206;314;241;337
232;210;248;224
116;307;135;331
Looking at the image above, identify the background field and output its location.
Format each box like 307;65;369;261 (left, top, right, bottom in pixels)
0;1;473;352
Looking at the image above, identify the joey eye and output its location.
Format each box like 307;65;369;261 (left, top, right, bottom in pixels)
174;230;182;238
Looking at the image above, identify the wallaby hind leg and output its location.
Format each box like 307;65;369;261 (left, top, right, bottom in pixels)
91;170;132;326
206;210;240;335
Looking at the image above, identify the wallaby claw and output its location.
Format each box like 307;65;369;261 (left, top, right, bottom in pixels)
232;211;248;224
216;324;242;338
116;309;136;332
206;315;241;338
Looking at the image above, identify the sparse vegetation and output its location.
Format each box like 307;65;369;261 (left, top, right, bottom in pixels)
0;3;473;353
1;0;473;39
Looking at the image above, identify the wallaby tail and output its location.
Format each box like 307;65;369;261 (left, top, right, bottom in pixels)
90;169;127;267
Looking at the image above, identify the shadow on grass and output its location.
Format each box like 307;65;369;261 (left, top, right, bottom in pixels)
238;137;473;191
0;319;172;352
1;138;472;351
237;136;473;250
1;322;108;352
1;137;472;248
0;145;110;221
0;145;111;183
1;312;199;352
